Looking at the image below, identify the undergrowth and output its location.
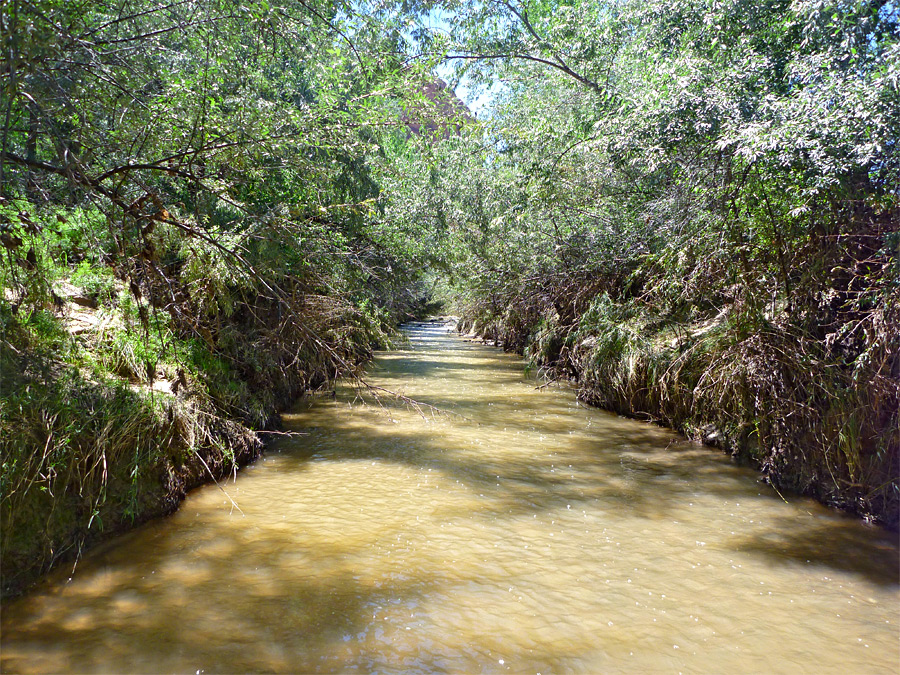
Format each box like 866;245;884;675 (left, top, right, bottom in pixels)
458;215;900;529
0;305;262;595
0;198;408;597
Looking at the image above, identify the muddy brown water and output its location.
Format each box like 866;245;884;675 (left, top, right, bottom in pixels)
2;324;898;674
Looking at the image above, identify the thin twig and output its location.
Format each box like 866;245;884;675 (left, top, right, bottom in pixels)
190;449;244;516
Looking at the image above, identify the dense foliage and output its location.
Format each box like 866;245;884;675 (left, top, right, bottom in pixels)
1;0;898;593
388;0;899;525
0;0;453;593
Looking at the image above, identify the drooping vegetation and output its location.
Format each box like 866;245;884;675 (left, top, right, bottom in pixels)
394;0;899;527
1;0;898;594
0;0;452;594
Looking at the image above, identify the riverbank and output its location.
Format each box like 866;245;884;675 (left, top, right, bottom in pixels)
456;253;899;530
4;321;898;674
0;280;411;598
0;342;263;597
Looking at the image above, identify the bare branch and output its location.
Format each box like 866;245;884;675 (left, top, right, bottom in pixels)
443;53;603;94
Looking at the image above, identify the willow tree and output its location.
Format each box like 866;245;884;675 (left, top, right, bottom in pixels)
383;0;899;524
2;0;457;361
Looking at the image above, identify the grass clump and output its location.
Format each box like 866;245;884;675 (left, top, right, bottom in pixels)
456;218;899;529
0;306;263;596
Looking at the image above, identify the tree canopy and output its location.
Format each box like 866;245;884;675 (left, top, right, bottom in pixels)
1;0;898;580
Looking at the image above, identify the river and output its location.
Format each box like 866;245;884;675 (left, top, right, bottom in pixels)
2;322;898;673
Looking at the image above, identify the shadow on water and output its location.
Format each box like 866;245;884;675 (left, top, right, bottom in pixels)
372;357;524;381
281;325;900;591
2;324;897;674
1;487;457;673
729;514;900;588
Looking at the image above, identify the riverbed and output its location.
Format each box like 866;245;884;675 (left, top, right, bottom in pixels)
2;323;897;673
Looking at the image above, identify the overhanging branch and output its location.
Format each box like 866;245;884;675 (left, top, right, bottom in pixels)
443;53;603;95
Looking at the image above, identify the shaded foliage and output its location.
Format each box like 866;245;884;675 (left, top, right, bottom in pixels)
0;0;457;594
397;0;899;526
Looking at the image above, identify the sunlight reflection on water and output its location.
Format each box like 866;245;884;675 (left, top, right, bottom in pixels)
2;324;898;674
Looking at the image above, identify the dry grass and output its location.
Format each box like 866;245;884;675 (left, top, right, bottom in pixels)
456;237;899;528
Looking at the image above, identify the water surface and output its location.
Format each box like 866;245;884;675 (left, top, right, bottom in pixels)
2;323;898;673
